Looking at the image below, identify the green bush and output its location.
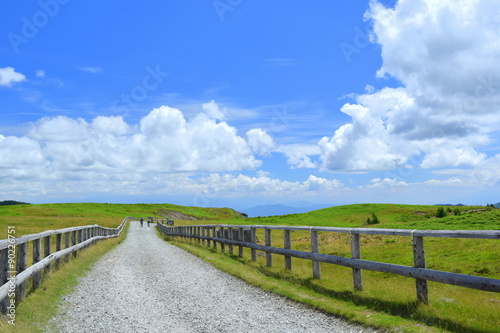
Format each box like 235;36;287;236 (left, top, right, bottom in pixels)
366;212;380;225
436;206;447;218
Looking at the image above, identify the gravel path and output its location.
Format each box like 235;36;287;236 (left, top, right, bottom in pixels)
47;222;377;333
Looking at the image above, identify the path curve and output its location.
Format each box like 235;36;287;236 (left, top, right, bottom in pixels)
47;222;376;332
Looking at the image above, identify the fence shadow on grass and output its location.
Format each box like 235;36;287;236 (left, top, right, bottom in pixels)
251;264;491;333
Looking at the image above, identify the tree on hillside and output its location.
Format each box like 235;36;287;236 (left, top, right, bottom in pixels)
436;206;447;218
366;212;380;225
0;200;31;206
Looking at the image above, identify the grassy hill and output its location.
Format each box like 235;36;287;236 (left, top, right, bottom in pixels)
247;203;500;230
0;202;246;236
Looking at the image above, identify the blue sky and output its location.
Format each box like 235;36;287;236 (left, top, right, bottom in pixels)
1;0;499;210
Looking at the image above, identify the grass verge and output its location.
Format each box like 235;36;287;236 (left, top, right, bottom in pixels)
0;223;129;333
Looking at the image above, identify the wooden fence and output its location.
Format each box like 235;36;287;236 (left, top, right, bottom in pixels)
0;217;136;314
157;223;500;304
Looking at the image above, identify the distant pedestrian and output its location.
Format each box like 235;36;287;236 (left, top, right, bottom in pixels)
140;218;143;227
147;218;151;227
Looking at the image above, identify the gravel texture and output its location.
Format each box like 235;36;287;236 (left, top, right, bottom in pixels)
46;222;378;333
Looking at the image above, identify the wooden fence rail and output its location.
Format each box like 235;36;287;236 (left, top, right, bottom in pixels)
157;223;500;304
0;217;136;314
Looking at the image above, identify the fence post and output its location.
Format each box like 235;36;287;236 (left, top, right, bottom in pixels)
44;235;52;273
238;227;244;258
55;233;62;269
206;227;211;247
228;227;234;255
0;249;9;313
351;232;363;291
412;234;429;304
64;232;70;262
212;226;217;250
16;242;28;301
32;239;42;289
72;231;77;258
219;227;225;253
265;228;272;267
311;229;321;279
251;227;257;262
201;227;206;246
284;229;292;270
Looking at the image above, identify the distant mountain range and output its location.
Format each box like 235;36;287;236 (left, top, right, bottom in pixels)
243;204;333;217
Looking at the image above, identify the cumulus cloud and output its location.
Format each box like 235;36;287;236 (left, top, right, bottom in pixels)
246;128;275;156
1;104;261;184
320;0;500;172
202;100;226;121
199;172;344;197
0;67;26;87
277;144;319;169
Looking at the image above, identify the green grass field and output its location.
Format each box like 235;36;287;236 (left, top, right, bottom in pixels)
1;202;499;332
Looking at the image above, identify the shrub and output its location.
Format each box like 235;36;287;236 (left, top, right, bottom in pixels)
436;206;447;218
366;212;380;225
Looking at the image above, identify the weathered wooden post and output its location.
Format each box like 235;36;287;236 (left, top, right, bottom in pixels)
201;227;206;246
32;239;42;289
265;228;272;267
72;230;77;258
55;233;62;269
0;248;8;313
251;227;257;262
351;231;363;291
412;233;429;304
219;227;225;253
311;229;321;279
212;226;217;250
238;227;244;258
44;235;52;273
206;227;211;247
228;227;234;255
16;242;28;301
284;229;292;271
64;232;70;262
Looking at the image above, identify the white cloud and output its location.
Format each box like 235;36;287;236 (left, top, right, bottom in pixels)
78;66;102;74
368;178;408;188
35;70;46;78
0;67;26;87
2;104;261;182
278;144;319;169
320;0;500;172
198;172;344;197
202;100;226;121
246;128;275;156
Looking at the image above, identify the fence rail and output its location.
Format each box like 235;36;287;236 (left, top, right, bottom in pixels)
157;223;500;304
0;216;136;314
